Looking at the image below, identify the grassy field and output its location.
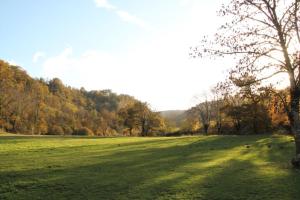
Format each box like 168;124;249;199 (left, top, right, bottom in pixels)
0;134;299;200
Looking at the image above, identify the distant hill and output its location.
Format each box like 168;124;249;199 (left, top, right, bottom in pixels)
160;110;187;128
160;110;186;118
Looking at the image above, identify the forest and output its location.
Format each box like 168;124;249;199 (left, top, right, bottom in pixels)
0;60;165;136
0;59;291;137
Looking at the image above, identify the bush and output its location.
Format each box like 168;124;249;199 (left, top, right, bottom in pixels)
47;125;64;135
63;126;73;135
73;127;94;136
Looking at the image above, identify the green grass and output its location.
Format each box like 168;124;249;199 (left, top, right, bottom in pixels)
0;135;299;200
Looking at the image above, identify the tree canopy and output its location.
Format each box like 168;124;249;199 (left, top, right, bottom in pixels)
192;0;300;167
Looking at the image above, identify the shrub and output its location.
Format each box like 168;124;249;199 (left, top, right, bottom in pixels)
63;126;73;135
47;125;64;135
73;127;94;136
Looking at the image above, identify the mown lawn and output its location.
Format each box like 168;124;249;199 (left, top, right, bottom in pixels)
0;134;299;200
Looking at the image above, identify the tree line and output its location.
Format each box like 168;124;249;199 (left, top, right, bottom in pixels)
0;60;293;138
178;80;289;136
0;60;165;136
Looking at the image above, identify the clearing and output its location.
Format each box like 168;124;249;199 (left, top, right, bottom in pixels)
0;134;299;200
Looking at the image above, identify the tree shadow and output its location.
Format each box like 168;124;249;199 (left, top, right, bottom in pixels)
0;135;299;199
195;158;300;200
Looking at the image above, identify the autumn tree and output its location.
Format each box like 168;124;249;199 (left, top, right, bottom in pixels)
268;88;290;129
182;108;201;133
216;80;247;133
197;98;212;135
96;109;116;136
0;61;15;131
211;87;224;134
193;0;300;167
118;105;139;136
118;102;164;136
235;77;272;134
146;112;166;136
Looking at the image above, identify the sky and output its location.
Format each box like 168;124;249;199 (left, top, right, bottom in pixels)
0;0;231;111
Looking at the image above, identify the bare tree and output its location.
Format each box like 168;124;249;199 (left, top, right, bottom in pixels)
197;94;212;135
212;87;224;134
192;0;300;167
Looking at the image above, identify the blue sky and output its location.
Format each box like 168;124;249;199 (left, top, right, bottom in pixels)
0;0;230;110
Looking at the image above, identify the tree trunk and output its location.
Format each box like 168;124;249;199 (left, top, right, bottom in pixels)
295;135;300;155
11;118;18;133
217;125;221;135
33;102;40;135
252;104;258;134
289;87;300;168
203;124;209;135
141;119;146;137
217;119;222;135
234;119;241;134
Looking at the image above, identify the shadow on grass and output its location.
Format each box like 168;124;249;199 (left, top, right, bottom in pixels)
0;135;299;200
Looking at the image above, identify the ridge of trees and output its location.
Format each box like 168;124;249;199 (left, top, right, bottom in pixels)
0;60;165;136
182;83;289;136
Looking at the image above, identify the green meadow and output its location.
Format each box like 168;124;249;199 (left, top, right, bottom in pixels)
0;134;299;200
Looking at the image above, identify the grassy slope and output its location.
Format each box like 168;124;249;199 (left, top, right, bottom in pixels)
0;135;299;200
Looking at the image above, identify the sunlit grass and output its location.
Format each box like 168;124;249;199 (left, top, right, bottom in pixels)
0;135;299;200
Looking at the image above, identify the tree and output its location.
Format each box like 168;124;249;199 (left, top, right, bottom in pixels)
211;87;224;134
117;102;165;136
197;98;212;135
217;81;244;134
97;109;116;136
148;112;166;135
268;88;290;130
135;102;150;136
236;77;272;134
118;105;139;136
29;81;49;135
193;0;300;167
222;104;244;133
182;108;201;133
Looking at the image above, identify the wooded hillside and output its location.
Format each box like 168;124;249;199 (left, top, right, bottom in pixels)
0;60;165;136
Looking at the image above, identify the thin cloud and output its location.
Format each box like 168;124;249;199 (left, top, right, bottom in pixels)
94;0;152;30
179;0;191;7
33;51;46;63
116;10;152;30
94;0;115;10
8;60;20;66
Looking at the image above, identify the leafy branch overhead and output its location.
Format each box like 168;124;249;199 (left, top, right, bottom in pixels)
192;0;300;86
